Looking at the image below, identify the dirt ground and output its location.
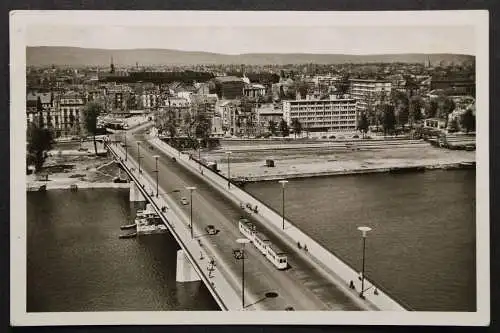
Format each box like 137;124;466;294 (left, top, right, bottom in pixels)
29;141;123;184
201;143;476;180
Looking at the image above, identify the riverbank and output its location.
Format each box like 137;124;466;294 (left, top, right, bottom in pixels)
201;141;475;182
27;141;129;191
236;161;475;182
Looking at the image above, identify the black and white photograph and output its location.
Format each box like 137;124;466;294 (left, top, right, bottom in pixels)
10;10;489;326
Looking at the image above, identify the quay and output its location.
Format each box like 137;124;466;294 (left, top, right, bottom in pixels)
26;181;130;192
226;161;476;183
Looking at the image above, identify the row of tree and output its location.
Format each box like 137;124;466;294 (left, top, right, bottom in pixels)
267;118;303;138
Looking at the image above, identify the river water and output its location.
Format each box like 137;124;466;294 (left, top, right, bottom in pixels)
27;170;476;312
245;169;476;311
27;189;219;312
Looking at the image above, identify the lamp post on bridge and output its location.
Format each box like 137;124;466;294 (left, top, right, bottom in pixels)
136;141;142;173
153;155;160;197
186;186;197;239
124;132;128;161
197;138;202;161
197;138;202;171
236;238;250;309
225;151;232;189
357;226;372;299
278;180;289;230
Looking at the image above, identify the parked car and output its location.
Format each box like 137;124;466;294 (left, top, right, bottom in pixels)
180;197;189;205
205;225;217;235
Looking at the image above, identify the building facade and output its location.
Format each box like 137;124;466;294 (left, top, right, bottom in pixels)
256;103;283;133
243;83;266;98
283;96;357;132
57;92;86;137
214;76;245;100
349;79;392;112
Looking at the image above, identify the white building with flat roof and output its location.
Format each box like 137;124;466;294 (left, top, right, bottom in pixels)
349;79;392;112
283;96;357;132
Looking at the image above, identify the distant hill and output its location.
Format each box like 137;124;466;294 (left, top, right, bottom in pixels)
26;46;475;67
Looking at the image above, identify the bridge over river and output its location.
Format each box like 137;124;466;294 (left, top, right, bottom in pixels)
105;123;407;311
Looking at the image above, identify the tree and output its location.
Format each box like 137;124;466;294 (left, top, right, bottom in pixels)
382;104;396;136
448;117;460;133
27;122;54;171
461;108;475;133
391;90;409;129
295;81;309;99
279;118;289;137
291;118;302;138
183;112;194;138
268;120;277;136
357;111;369;138
83;102;103;155
438;96;456;129
194;112;212;140
425;99;439;119
408;96;423;128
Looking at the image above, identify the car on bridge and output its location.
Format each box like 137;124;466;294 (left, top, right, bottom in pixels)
180;197;189;205
205;224;217;235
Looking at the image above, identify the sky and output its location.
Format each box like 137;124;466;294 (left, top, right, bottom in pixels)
25;25;475;55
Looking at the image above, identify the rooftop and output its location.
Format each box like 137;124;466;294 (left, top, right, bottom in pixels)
215;76;244;83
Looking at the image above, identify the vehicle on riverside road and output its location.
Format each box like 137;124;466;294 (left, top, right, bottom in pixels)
180;197;189;205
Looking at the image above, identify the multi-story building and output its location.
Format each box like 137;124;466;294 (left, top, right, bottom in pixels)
430;75;475;97
140;93;158;110
349;79;392;112
217;100;240;135
57;91;86;137
256;103;283;133
283;96;357;132
26;92;56;130
104;84;132;112
243;83;266;98
213;76;245;100
27;91;87;137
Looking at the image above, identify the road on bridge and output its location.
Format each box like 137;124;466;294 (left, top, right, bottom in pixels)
119;125;368;311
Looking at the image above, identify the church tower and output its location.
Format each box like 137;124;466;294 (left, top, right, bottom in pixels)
110;56;115;74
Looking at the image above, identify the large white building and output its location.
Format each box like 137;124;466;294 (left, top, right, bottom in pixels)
283;96;358;132
349;79;392;112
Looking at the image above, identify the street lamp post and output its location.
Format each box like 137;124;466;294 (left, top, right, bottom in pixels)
124;132;128;161
225;151;232;189
236;238;251;309
136;141;141;173
186;186;197;239
153;155;160;197
278;180;289;230
357;226;372;299
197;138;202;161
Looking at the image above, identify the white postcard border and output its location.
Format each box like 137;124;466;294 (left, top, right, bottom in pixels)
10;10;490;326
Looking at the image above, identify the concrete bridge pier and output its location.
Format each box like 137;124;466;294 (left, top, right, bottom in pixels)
176;250;201;282
129;182;146;202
